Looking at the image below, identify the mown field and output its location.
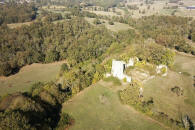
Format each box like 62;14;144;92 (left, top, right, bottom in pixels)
62;81;166;130
143;54;195;122
0;61;65;96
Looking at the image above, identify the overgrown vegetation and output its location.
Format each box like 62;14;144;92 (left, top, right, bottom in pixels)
0;82;72;129
103;76;122;86
0;16;113;76
119;81;185;129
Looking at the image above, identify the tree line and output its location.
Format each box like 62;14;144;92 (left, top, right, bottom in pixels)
0;16;114;76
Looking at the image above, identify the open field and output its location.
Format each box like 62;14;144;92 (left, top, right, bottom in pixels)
86;10;119;16
0;61;65;96
143;54;195;122
7;21;33;29
62;81;167;130
85;17;131;32
42;5;67;10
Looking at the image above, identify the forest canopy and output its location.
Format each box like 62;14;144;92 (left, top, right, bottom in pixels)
0;3;37;25
0;17;114;76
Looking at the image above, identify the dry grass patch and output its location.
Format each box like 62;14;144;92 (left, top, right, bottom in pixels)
143;54;195;122
7;21;33;29
0;61;65;96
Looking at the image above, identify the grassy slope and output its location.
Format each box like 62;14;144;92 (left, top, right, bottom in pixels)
143;54;195;122
0;61;65;96
62;81;165;130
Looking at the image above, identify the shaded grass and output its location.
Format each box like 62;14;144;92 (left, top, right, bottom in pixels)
62;83;164;130
103;76;122;86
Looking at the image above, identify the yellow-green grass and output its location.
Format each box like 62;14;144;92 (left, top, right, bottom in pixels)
126;1;166;18
85;17;131;32
0;61;65;96
62;81;166;130
7;21;33;29
85;10;119;16
42;5;67;10
143;54;195;122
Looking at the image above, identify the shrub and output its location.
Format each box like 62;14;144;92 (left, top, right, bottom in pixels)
103;76;121;86
45;50;60;63
123;78;127;82
57;113;74;130
0;62;12;76
119;82;141;106
30;82;44;94
160;67;167;74
171;86;183;96
108;21;114;25
104;59;112;72
93;19;101;25
60;63;69;72
0;111;34;130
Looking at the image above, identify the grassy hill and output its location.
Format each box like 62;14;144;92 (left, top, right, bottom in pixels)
143;53;195;123
62;81;167;130
0;61;65;96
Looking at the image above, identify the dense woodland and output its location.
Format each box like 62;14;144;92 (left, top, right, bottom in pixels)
0;3;37;25
97;15;195;55
0;16;114;76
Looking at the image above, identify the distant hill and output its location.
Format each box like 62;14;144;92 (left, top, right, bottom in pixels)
34;0;123;8
82;0;123;8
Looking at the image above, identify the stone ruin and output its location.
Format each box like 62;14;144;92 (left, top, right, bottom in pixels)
111;59;131;83
156;64;168;76
105;58;138;83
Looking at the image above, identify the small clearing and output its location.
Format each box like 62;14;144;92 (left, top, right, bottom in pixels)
0;61;65;96
85;17;131;32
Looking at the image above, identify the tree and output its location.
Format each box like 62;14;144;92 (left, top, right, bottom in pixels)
0;62;12;76
93;19;101;25
108;21;114;25
0;111;33;130
45;50;60;63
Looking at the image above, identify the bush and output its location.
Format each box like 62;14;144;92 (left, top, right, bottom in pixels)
57;113;74;130
123;78;127;82
119;82;141;106
93;19;101;25
104;59;112;72
61;63;69;72
45;50;60;63
0;62;12;76
0;111;34;130
108;21;114;25
30;82;44;94
103;76;121;86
